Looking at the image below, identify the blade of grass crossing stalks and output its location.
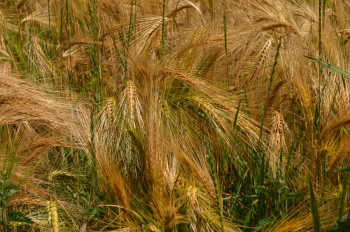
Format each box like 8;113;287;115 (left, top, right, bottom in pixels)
306;57;350;77
233;99;241;132
336;166;350;173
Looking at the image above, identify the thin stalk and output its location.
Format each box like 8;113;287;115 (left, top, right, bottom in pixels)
89;105;97;203
127;0;135;48
215;172;225;232
127;0;140;48
257;37;282;218
100;29;104;92
317;0;324;196
233;99;241;132
125;0;140;78
209;0;215;20
317;0;322;135
310;179;321;232
161;0;166;60
60;0;63;42
279;147;283;179
48;0;50;27
89;0;99;202
224;11;229;86
258;37;282;141
66;0;72;81
90;0;101;104
107;28;127;72
322;0;326;28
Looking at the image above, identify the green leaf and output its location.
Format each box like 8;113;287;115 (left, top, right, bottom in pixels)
306;57;350;77
243;208;253;228
0;185;19;203
309;180;321;232
253;185;274;196
7;212;34;224
253;218;272;231
85;207;106;221
328;215;350;232
336;166;350;173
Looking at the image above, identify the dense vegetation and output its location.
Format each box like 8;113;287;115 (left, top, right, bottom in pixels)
0;0;350;231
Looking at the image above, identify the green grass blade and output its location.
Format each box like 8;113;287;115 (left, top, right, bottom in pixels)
306;56;350;77
233;99;241;131
309;180;321;232
336;166;350;173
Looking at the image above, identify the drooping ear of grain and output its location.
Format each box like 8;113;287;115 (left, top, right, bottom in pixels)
251;38;272;80
127;80;136;122
269;110;290;178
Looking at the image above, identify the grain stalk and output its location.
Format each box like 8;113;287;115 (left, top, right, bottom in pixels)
310;179;321;232
161;0;166;61
87;0;100;205
257;37;282;219
224;10;229;87
47;0;50;27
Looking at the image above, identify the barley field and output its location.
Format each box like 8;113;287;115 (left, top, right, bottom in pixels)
0;0;349;231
